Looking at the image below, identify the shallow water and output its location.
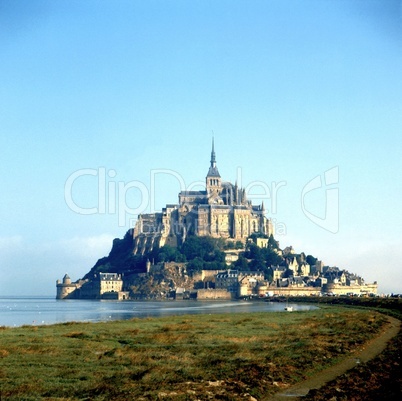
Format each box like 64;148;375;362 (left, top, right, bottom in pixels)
0;296;317;327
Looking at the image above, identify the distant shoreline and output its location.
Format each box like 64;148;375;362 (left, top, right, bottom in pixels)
0;297;318;328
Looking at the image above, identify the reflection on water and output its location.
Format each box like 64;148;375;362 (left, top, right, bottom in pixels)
0;297;317;327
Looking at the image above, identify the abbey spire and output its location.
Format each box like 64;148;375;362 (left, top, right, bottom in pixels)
211;137;216;167
207;137;221;178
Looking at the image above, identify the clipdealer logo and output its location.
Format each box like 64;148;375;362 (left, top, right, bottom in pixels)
301;166;339;234
64;166;339;234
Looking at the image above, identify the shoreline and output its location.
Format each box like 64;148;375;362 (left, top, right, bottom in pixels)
0;304;395;400
0;297;317;328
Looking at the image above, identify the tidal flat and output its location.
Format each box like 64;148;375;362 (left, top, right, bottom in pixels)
0;306;391;400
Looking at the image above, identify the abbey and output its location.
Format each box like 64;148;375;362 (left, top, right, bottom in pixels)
133;141;273;254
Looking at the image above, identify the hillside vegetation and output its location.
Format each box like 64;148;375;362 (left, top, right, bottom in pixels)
84;231;294;282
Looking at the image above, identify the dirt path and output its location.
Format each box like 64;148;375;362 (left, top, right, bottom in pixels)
263;315;401;401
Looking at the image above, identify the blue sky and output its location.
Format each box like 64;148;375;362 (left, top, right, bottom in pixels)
0;0;401;295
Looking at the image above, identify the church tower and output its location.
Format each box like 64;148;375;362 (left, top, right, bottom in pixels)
206;138;222;203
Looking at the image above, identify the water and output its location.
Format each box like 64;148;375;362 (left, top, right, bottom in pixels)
0;296;317;327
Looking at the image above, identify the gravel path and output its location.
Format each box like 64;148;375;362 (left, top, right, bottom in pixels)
263;315;401;401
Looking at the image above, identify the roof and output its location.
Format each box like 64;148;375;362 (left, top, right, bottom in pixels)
277;279;289;287
99;273;121;280
179;191;207;196
272;266;286;271
207;165;221;177
221;181;233;188
292;277;305;285
216;269;239;278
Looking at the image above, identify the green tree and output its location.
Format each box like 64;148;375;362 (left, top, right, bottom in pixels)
268;234;280;250
181;236;224;263
244;242;261;260
261;247;283;267
233;256;249;270
250;258;265;271
187;257;204;274
306;255;318;266
235;241;244;249
154;245;186;263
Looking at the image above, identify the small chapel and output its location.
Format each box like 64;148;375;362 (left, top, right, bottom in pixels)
133;140;273;254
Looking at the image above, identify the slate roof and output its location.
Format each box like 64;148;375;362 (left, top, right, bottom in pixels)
207;165;221;177
179;191;207;196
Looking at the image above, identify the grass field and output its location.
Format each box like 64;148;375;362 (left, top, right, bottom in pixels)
0;306;389;400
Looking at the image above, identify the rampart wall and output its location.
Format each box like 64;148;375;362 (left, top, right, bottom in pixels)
196;288;234;300
271;287;321;297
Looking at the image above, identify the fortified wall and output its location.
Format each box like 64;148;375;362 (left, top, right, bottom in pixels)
197;288;234;300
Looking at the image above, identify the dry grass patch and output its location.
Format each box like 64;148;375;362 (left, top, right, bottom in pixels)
0;306;389;400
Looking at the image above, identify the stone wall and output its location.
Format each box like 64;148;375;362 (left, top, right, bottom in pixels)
56;284;78;299
325;283;378;295
271;287;321;297
192;270;221;282
196;288;234;300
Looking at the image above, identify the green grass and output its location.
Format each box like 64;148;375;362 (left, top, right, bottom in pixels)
0;307;388;400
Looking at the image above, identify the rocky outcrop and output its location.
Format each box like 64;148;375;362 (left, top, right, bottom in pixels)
127;262;197;299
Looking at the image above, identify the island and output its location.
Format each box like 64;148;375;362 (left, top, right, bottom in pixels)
57;141;377;300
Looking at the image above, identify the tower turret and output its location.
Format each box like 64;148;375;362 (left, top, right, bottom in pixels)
206;138;222;201
63;273;71;285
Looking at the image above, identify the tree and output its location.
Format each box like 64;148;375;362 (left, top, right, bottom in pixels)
181;236;224;264
245;243;262;260
306;255;318;266
223;241;235;250
186;257;204;274
268;234;280;250
250;258;265;271
155;245;186;263
233;256;249;270
283;268;294;278
235;240;244;249
260;247;283;267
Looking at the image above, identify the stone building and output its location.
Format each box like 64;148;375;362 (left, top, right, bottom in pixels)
215;269;241;293
215;269;266;298
56;274;79;299
96;272;123;294
133;140;273;254
56;272;128;300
